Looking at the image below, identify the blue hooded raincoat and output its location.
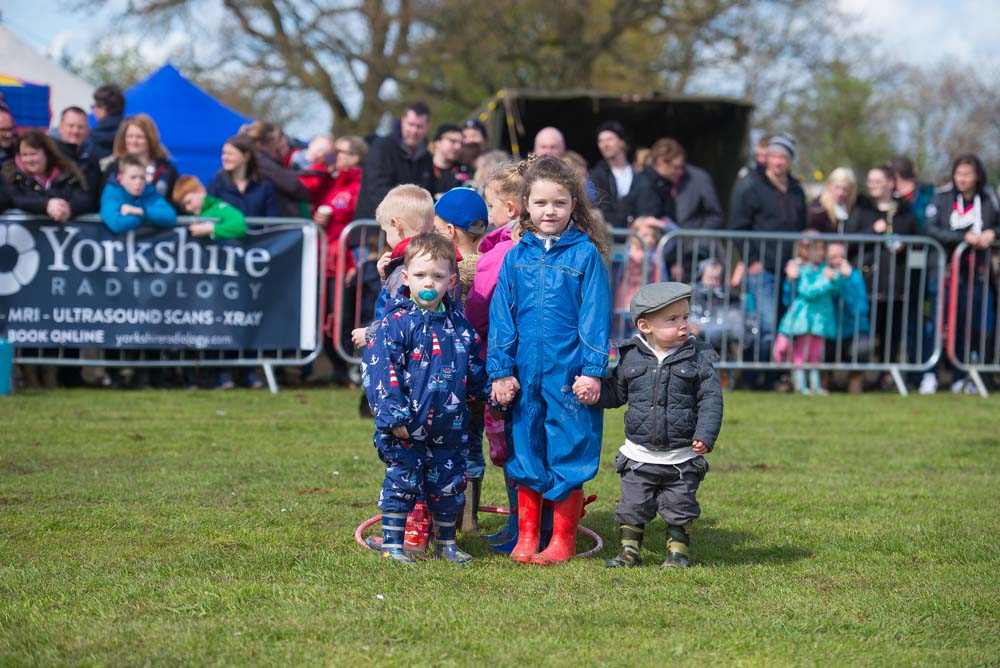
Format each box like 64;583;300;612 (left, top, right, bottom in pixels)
487;227;611;502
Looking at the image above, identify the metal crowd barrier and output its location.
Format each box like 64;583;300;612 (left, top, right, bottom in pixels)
2;213;326;394
649;229;947;396
608;227;654;341
945;241;999;398
270;220;976;399
330;219;385;366
328;222;652;364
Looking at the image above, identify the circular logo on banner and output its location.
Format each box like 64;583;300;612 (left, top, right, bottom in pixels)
0;223;41;296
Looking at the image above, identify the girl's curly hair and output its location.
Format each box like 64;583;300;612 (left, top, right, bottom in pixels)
517;154;610;255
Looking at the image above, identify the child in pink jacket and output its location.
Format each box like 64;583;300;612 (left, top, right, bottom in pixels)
464;160;523;549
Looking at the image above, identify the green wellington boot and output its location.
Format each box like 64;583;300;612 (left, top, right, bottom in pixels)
457;477;482;533
662;523;692;568
605;524;644;568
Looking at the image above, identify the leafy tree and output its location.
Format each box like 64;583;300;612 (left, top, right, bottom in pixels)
60;40;159;89
787;61;893;179
81;0;434;134
891;63;1000;183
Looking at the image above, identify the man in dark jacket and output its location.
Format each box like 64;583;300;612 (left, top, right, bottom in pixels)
729;132;806;361
581;282;722;569
589;120;634;229
0;105;16;166
53;106;102;213
89;84;125;162
355;102;435;219
431;123;472;197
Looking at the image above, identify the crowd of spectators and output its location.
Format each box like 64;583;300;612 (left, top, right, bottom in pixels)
1;87;997;395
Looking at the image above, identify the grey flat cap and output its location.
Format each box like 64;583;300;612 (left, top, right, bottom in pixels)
630;282;693;323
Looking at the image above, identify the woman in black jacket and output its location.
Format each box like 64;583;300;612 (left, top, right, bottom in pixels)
845;165;917;369
922;153;999;393
1;129;91;220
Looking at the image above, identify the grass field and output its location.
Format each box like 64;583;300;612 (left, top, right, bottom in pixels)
1;388;998;667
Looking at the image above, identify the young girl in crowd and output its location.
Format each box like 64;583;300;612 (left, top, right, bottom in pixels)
465;160;524;548
613;216;664;339
488;156;611;565
777;236;841;395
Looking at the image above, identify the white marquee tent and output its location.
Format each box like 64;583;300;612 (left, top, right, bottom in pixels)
0;24;94;124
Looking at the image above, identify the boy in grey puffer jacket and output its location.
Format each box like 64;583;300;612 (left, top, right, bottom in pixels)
575;282;722;568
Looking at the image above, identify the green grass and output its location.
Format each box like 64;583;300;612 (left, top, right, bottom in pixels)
1;388;998;667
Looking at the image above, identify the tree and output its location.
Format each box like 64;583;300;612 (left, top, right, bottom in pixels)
786;61;893;178
891;63;1000;183
59;36;296;125
398;0;669;122
60;39;160;89
83;0;434;135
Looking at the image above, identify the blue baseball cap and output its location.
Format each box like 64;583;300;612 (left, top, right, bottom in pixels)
435;187;488;234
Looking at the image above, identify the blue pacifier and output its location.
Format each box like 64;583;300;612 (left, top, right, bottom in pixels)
418;289;439;301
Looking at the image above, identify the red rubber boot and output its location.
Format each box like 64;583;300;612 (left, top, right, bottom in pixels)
531;489;583;566
510;486;543;563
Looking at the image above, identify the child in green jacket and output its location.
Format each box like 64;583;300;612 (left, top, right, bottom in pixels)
172;175;247;239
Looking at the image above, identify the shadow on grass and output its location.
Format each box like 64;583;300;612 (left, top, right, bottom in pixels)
581;511;812;567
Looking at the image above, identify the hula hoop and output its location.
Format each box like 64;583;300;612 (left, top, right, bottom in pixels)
354;505;604;559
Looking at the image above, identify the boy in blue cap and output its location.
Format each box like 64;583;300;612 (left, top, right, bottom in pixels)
362;232;491;563
433;186;490;531
576;282;723;567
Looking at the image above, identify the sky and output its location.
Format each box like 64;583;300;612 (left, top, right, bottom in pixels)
3;0;999;136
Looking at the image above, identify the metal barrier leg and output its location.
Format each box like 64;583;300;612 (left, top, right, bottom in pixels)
888;367;908;397
263;364;279;394
967;369;989;399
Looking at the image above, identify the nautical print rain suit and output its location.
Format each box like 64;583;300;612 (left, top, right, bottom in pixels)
362;294;490;515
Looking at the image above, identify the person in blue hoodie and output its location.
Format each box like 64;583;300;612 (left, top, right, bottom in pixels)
488;156;612;566
99;155;177;233
361;233;490;564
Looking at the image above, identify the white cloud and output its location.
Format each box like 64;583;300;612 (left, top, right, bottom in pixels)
838;0;1000;67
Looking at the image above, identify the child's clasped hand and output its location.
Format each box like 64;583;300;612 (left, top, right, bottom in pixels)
491;376;520;406
572;375;601;405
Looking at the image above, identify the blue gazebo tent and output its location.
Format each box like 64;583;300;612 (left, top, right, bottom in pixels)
0;74;51;129
123;64;251;184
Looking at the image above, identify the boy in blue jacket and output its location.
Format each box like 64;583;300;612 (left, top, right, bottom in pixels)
361;233;490;564
100;155;177;233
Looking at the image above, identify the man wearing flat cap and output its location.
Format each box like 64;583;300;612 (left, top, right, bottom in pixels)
575;281;722;569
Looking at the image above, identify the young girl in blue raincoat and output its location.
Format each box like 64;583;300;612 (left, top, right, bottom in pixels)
488;156;611;565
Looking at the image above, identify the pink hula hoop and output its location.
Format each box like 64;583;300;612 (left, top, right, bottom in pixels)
354;505;604;559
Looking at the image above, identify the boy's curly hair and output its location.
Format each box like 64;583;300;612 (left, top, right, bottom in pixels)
518;155;610;255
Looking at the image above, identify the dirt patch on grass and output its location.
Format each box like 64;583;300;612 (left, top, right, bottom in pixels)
714;463;787;472
0;460;38;475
